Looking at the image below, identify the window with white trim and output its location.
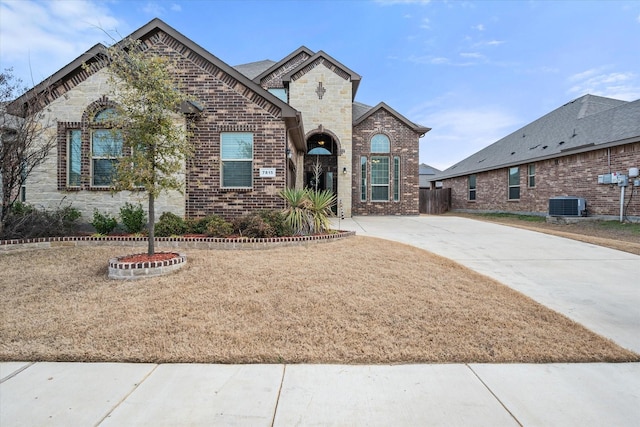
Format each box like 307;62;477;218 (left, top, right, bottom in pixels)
508;166;520;200
91;108;122;187
360;156;367;201
469;174;477;201
528;164;535;187
371;156;389;201
393;156;400;201
221;132;253;188
68;129;82;187
371;134;390;153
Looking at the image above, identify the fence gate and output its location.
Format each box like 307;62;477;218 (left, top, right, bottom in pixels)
419;188;451;214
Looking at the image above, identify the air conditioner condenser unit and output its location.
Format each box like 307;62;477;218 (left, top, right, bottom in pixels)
548;196;587;216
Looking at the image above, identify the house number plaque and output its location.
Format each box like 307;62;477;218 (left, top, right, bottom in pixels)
259;168;277;178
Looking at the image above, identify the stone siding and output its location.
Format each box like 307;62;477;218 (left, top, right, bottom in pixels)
443;142;640;217
288;59;353;216
24;69;184;222
352;109;421;215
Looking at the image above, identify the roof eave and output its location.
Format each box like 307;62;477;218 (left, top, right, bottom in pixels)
353;102;430;134
285;112;306;151
8;43;107;116
436;135;640;181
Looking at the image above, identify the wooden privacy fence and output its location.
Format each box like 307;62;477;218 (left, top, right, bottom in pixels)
419;188;451;214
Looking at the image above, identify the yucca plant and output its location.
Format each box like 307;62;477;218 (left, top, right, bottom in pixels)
279;188;311;235
306;189;336;234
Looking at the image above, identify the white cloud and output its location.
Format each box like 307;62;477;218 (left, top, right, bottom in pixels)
414;105;522;170
143;2;166;16
0;0;121;86
472;24;485;31
460;52;484;59
171;3;182;12
637;13;640;23
420;17;431;29
568;69;640;101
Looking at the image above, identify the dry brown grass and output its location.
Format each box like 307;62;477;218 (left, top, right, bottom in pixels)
1;236;637;364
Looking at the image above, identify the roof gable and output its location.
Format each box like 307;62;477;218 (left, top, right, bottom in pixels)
353;101;431;134
10;18;298;122
129;19;298;119
281;51;362;100
436;94;640;180
251;46;315;87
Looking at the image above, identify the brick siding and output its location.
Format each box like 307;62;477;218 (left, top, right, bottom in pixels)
443;142;640;217
352;109;421;215
141;31;289;220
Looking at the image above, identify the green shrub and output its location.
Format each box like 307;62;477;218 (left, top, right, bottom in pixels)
306;189;336;234
279;188;311;235
119;202;147;234
256;209;292;237
91;209;118;235
154;212;187;237
9;201;34;217
187;215;226;235
232;213;276;238
4;203;81;239
204;216;233;237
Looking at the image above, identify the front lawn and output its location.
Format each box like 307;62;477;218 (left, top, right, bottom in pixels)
1;237;637;364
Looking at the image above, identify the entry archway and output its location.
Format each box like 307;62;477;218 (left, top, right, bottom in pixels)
304;130;340;194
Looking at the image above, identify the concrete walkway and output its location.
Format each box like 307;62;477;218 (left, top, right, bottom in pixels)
2;216;639;426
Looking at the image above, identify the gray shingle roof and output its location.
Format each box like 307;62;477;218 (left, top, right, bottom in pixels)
233;60;277;80
419;163;440;175
436;94;640;180
352;101;373;123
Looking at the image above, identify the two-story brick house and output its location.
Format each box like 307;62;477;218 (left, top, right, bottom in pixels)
9;18;430;222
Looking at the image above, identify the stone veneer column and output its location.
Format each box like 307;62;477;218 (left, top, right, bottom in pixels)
288;63;353;217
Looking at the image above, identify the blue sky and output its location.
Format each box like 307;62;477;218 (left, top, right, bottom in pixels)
1;0;639;170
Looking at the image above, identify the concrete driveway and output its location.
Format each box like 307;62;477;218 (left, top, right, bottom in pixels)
336;215;640;354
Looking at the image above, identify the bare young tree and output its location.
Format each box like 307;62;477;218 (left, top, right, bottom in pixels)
0;68;57;237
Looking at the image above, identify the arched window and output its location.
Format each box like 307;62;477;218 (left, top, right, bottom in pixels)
91;108;122;186
370;134;390;153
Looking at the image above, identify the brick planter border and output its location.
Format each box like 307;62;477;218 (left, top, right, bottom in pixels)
0;231;356;253
108;252;187;280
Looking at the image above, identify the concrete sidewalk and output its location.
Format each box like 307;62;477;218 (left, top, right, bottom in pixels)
2;216;640;426
2;361;639;426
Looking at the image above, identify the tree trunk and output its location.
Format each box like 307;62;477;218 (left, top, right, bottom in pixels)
148;192;155;256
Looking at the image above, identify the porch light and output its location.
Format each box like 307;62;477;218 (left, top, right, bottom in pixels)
343;167;347;174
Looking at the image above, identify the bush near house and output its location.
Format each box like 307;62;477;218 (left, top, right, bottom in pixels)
1;202;81;239
154;212;187;237
91;209;118;236
203;216;233;238
279;188;336;235
119;203;147;234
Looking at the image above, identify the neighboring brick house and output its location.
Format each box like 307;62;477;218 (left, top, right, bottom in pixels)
433;95;640;219
8;18;430;222
418;163;441;189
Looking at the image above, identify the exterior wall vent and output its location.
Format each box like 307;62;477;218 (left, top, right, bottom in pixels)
548;196;587;217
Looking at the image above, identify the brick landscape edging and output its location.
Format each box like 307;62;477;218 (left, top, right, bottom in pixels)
108;252;188;280
0;231;356;253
